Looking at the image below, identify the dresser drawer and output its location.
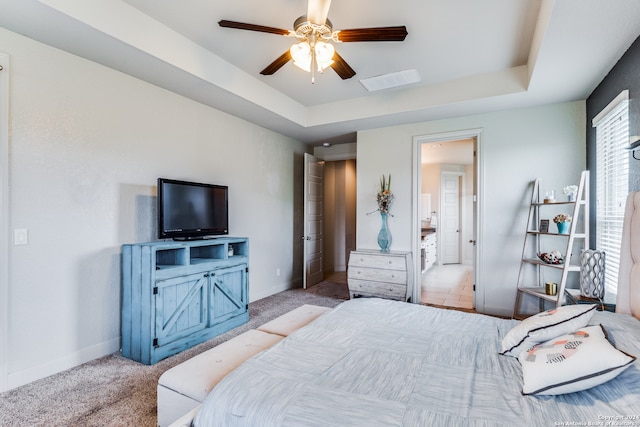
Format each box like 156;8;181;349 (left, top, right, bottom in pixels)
348;253;406;270
347;278;407;300
348;266;407;284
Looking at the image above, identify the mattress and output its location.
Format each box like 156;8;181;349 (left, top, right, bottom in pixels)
194;298;640;426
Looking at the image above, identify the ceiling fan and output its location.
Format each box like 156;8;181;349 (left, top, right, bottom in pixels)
219;0;408;82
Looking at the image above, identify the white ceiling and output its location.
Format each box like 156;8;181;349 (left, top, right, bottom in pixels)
1;0;640;146
421;139;475;165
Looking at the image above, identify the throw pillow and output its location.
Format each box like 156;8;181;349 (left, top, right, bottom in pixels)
500;304;597;357
519;324;636;395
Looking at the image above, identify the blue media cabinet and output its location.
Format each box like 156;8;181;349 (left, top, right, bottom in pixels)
121;237;249;364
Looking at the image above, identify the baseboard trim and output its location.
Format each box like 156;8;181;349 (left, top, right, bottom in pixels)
249;279;301;302
7;337;120;391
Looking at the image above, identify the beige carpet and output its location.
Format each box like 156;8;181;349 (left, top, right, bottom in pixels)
0;285;345;427
305;276;350;300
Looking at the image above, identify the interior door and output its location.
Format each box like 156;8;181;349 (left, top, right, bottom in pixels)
441;172;461;264
303;153;324;288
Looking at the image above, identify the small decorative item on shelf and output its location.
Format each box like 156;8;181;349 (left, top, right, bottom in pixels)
539;219;550;233
563;185;578;202
553;213;572;234
580;249;605;298
543;190;556;203
375;174;394;252
538;250;564;264
545;281;558;296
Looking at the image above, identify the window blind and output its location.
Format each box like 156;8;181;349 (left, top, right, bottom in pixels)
594;96;629;297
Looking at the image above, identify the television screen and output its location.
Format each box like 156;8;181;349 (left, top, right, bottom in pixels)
158;178;228;239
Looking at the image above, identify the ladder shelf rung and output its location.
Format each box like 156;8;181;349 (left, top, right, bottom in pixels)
532;201;576;206
522;258;580;271
526;231;586;238
517;287;560;302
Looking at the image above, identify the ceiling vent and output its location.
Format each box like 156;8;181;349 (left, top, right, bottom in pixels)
360;69;421;92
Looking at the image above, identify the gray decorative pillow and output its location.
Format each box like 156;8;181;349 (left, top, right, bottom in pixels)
500;304;597;357
518;324;636;395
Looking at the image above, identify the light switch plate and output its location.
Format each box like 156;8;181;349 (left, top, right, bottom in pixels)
14;228;28;245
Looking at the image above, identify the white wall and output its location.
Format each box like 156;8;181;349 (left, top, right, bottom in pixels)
357;101;586;316
0;28;307;390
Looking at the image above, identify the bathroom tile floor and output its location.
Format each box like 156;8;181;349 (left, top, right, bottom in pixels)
421;264;474;310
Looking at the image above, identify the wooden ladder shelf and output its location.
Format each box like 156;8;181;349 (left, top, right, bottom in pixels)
512;171;589;319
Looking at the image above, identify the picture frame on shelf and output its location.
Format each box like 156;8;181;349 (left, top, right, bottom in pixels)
540;219;550;233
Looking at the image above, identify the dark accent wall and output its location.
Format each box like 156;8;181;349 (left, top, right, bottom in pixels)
586;34;640;246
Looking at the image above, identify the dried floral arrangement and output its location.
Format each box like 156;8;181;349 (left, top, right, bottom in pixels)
376;174;394;214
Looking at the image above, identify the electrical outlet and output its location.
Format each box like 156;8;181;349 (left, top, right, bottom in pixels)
276;268;281;277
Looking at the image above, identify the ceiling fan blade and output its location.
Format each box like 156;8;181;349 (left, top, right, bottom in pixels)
330;52;356;80
260;51;293;75
219;20;290;36
307;0;332;25
336;26;408;42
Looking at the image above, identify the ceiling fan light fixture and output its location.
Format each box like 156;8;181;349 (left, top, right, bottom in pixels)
290;42;312;71
290;40;335;74
314;41;335;71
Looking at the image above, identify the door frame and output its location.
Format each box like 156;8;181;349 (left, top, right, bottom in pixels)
411;129;483;309
0;52;9;392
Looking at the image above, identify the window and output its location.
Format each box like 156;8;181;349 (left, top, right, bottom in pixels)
593;90;629;297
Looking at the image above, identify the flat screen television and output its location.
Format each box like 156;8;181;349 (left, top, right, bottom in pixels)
157;178;229;240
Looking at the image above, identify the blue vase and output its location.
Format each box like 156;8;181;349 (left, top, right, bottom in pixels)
557;221;570;234
377;212;392;252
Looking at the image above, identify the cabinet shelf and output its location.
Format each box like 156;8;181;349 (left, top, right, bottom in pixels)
190;257;218;264
513;171;589;318
155;247;188;267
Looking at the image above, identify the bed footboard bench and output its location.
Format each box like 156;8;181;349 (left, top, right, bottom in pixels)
159;304;332;427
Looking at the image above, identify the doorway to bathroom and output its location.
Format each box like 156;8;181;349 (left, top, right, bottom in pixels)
414;130;480;310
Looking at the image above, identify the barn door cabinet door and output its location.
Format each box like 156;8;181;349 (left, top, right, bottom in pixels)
209;264;248;326
154;272;208;351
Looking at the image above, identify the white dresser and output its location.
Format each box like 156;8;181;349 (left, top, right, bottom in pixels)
347;250;413;301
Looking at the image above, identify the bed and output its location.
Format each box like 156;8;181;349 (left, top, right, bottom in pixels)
193;192;640;426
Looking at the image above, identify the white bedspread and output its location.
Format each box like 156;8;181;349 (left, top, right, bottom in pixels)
194;298;640;426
